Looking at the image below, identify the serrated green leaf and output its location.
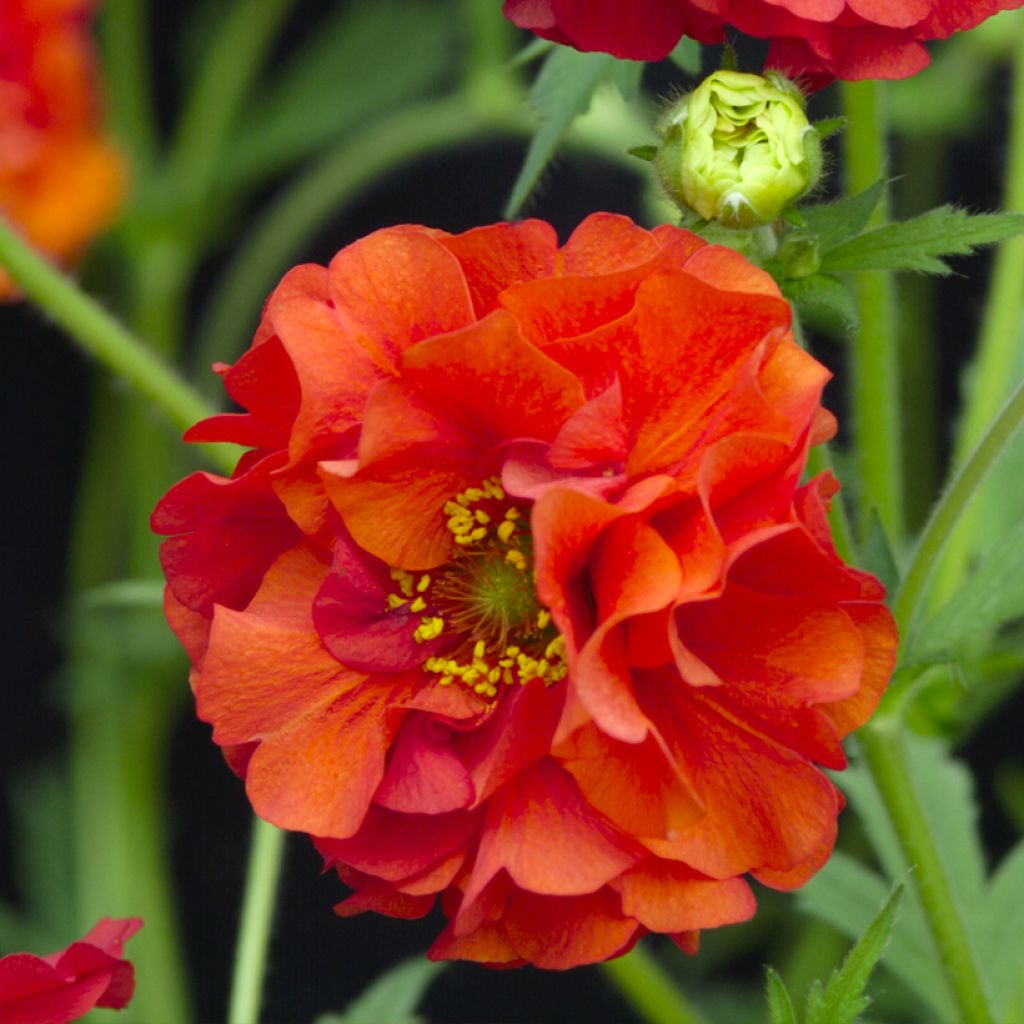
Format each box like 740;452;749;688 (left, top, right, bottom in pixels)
797;851;950;1021
804;886;903;1024
912;517;1024;661
981;841;1024;1016
316;957;445;1024
220;1;452;189
628;145;658;161
800;183;885;251
821;206;1024;275
766;968;799;1024
504;48;617;216
669;37;702;74
783;274;859;330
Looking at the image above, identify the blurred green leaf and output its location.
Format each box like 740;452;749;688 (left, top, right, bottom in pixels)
981;841;1024;1018
766;967;799;1024
316;957;445;1024
860;512;901;595
220;0;454;189
505;47;633;216
804;885;902;1024
7;768;76;948
821;207;1024;275
800;183;884;251
911;517;1024;661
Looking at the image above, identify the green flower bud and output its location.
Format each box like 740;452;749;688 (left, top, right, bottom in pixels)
655;70;821;229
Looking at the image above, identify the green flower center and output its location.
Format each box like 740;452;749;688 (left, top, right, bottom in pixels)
386;477;566;700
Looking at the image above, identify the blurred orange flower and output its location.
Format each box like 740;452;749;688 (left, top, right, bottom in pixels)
0;0;123;299
154;214;897;967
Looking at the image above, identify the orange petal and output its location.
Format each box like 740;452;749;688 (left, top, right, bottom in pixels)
461;760;639;907
501;887;640;969
327;226;475;359
435;219;557;316
401;310;586;443
557;722;703;839
573;517;682;742
612;860;756;932
620;270;791;474
639;676;840;879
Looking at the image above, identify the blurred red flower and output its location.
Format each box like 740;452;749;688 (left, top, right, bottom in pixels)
153;213;897;967
0;918;141;1024
0;0;124;299
503;0;1022;83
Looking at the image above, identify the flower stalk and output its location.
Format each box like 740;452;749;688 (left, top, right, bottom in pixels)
228;819;287;1024
0;216;233;472
601;943;714;1024
858;720;995;1024
841;80;903;548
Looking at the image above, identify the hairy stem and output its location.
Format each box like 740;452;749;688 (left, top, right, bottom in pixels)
841;81;903;548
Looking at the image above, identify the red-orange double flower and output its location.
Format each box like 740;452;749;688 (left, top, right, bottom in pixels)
0;0;123;299
503;0;1022;84
154;213;897;968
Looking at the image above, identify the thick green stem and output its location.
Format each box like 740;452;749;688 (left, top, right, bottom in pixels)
859;721;995;1024
68;595;190;1024
600;942;713;1024
841;81;903;548
193;95;525;382
0;217;232;470
227;819;287;1024
98;0;158;169
932;25;1024;604
893;373;1024;639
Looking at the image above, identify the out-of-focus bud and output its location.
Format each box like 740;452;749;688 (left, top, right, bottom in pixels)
655;70;821;229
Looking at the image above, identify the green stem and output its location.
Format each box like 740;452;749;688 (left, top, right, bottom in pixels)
858;720;995;1024
192;95;525;383
167;0;295;220
892;373;1024;638
600;942;713;1024
227;819;287;1024
931;24;1024;605
895;136;946;533
98;0;158;169
0;216;233;471
68;598;191;1024
841;81;903;548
